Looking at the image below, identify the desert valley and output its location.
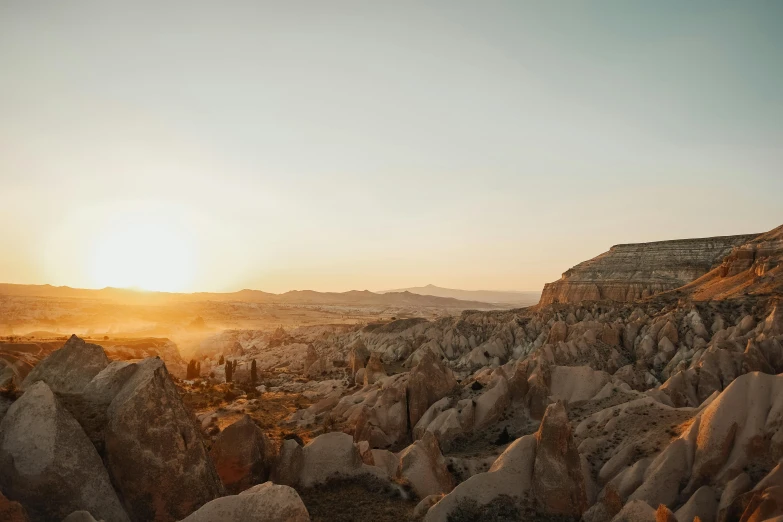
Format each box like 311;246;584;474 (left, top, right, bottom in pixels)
1;224;782;521
3;2;782;521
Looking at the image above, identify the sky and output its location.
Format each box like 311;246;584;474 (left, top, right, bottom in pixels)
1;1;782;293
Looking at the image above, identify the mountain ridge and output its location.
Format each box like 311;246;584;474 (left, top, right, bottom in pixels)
0;283;498;309
379;284;540;306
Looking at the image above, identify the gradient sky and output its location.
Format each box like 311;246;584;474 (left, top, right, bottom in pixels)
1;1;782;293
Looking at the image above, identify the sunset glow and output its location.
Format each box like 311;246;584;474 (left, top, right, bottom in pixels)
89;209;196;292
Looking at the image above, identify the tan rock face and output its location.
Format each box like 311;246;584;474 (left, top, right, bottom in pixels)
363;353;387;385
0;382;129;522
179;482;310;522
348;340;370;383
103;358;224;521
397;431;454;499
353;375;409;448
406;351;457;429
271;439;304;487
21;335;109;394
548;321;568;343
210;415;275;494
539;234;758;305
533;401;588;517
423;435;538;522
300;432;363;487
473;371;510;430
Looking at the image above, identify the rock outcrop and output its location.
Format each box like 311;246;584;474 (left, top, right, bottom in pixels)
682;224;783;300
0;382;129;522
179;482;310;522
397;431;454;498
424;401;586;521
210;415;276;493
299;432;383;487
20;335;109;394
102;357;224;521
406;351;457;429
533;401;588;516
539;234;758;305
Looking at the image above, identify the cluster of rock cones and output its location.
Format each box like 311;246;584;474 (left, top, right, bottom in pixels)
2;224;783;522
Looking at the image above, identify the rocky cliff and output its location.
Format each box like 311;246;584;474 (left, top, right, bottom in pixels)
539;234;759;305
682;224;783;300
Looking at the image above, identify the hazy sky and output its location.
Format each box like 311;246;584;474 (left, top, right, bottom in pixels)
1;1;782;293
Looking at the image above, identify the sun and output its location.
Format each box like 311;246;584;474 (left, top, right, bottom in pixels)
89;207;196;292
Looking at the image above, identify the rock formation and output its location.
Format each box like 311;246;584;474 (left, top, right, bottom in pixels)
682;224;783;300
0;382;130;522
102;357;224;521
179;482;310;522
210;415;276;493
532;401;588;516
4;224;783;522
539;234;758;305
3;336;223;522
397;431;454;498
298;432;383;487
20;334;109;394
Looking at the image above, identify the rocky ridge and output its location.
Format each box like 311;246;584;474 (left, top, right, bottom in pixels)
1;224;782;522
539;234;758;305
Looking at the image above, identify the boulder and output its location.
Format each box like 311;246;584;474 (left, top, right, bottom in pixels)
271;438;304;487
533;401;588;517
397;431;454;499
21;335;109;394
0;382;129;522
102;358;224;521
370;449;400;479
300;432;365;487
179;482;309;522
61;360;139;453
210;415;276;493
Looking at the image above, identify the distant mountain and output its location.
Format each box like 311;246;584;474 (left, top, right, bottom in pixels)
379;284;540;307
0;283;496;309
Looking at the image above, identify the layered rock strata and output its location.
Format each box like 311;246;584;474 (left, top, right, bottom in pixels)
539;234;759;305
